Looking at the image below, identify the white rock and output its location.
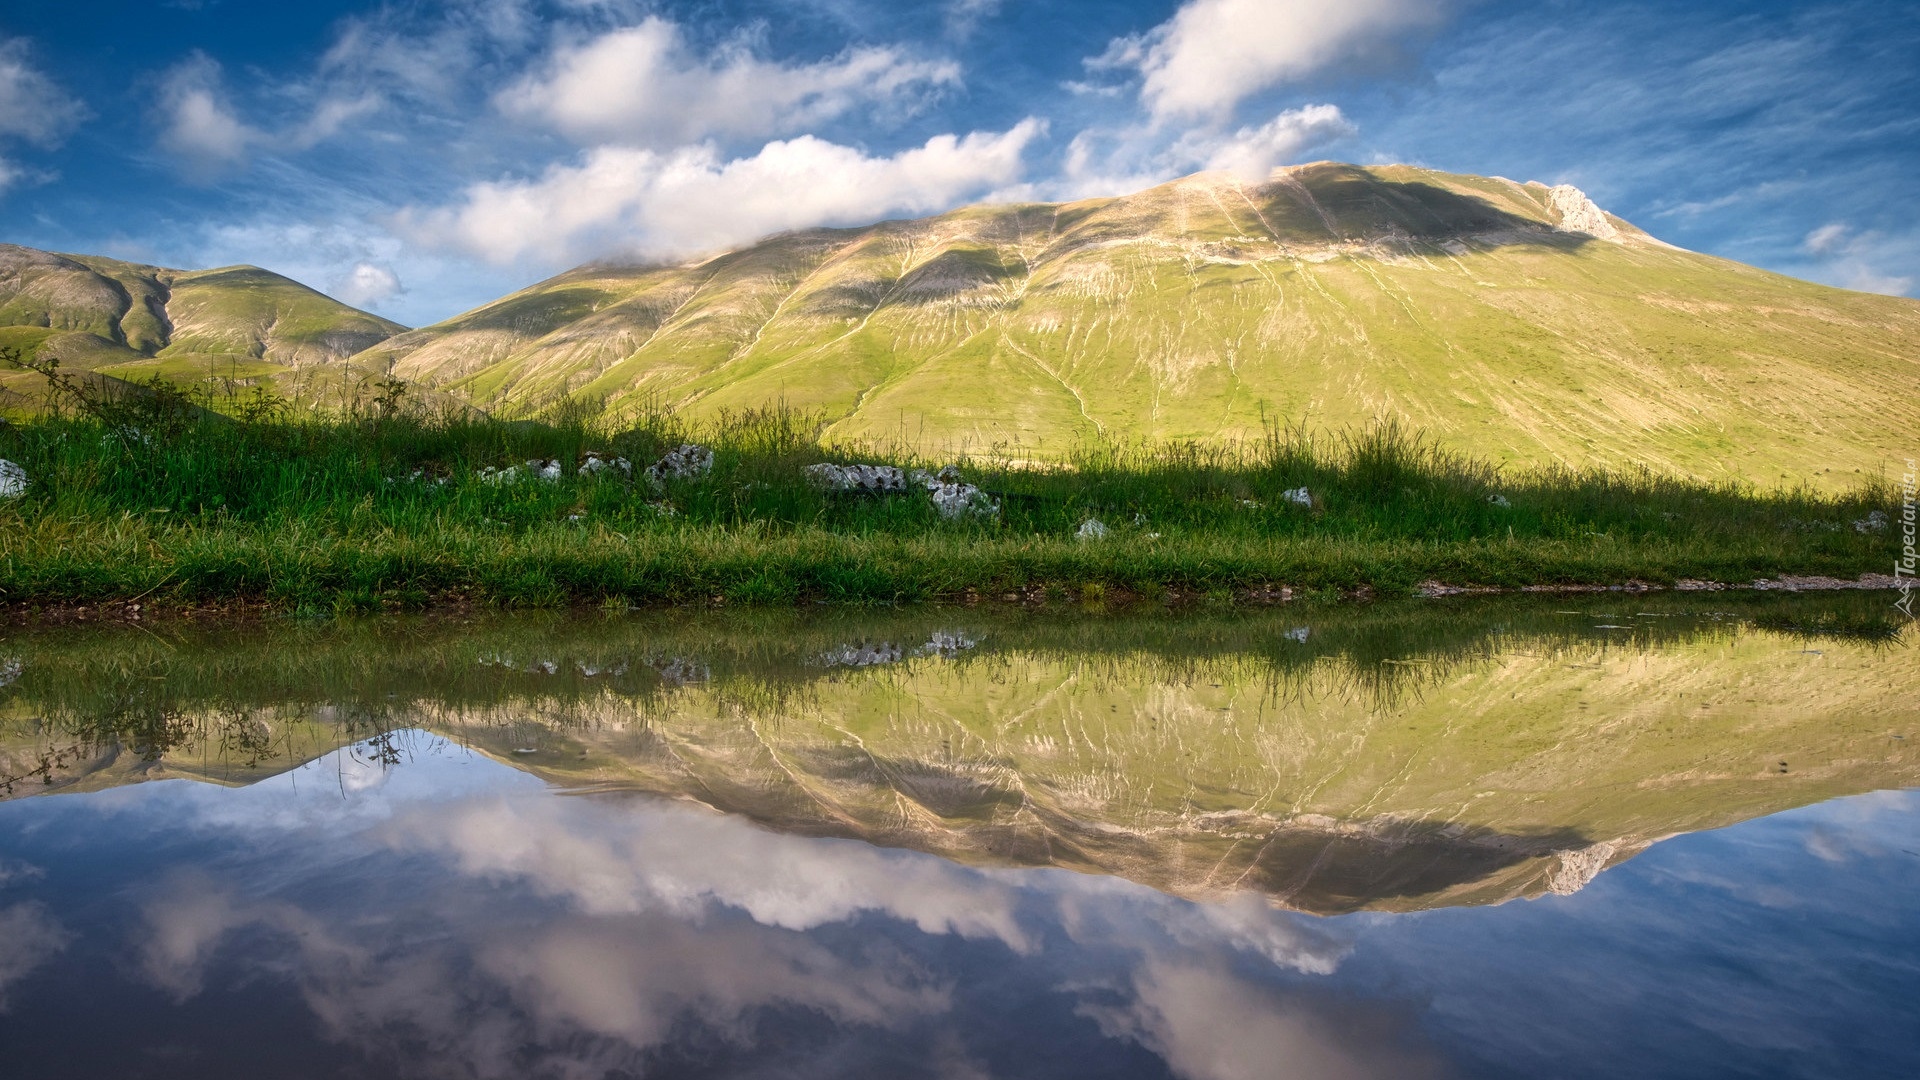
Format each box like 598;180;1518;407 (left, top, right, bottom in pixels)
1487;493;1512;507
479;459;562;485
1282;487;1312;507
1854;510;1888;534
0;656;20;688
928;481;999;520
1077;518;1110;541
579;454;632;477
0;459;26;499
808;461;997;518
1284;627;1310;643
805;462;912;493
645;444;714;486
1546;184;1622;242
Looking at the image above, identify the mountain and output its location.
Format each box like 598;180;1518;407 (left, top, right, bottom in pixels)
358;162;1919;487
0;244;406;408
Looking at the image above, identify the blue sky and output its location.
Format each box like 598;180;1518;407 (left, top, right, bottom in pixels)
1;0;1915;326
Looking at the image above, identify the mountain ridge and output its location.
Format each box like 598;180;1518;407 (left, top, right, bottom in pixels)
0;243;406;408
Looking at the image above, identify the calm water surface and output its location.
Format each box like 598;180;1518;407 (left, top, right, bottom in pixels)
0;595;1915;1079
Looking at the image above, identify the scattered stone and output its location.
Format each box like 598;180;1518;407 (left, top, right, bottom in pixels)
645;444;713;486
1284;627;1310;643
1854;510;1889;534
806;461;998;519
927;480;999;519
0;459;27;498
1487;493;1512;507
101;426;151;447
1076;518;1110;541
0;656;20;688
579;453;632;477
805;462;913;493
480;459;563;485
1282;487;1312;507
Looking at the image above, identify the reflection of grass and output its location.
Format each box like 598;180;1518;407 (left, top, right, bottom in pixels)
1750;609;1907;643
0;390;1899;609
1;591;1904;760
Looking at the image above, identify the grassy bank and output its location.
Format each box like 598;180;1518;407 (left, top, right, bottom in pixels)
0;372;1900;611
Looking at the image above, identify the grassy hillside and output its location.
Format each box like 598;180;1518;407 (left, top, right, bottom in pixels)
3;599;1914;912
0;244;406;412
360;163;1920;489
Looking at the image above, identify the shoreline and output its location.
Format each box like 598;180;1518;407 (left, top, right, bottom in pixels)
3;573;1904;628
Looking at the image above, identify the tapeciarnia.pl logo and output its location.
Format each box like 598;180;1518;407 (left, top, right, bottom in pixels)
1897;459;1916;619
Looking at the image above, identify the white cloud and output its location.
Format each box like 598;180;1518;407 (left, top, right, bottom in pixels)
1048;105;1355;199
944;0;1004;38
497;17;960;146
288;94;383;150
1097;0;1444;120
1800;222;1914;296
403;118;1044;265
0;37;87;145
1195;104;1357;182
157;54;261;177
1802;223;1851;256
332;261;405;309
0;36;86;195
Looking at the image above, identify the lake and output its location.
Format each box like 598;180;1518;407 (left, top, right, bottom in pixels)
1;594;1915;1078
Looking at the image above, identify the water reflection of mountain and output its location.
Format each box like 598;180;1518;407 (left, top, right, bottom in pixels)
2;595;1914;914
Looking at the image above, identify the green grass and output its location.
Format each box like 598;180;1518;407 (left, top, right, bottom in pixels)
0;370;1900;610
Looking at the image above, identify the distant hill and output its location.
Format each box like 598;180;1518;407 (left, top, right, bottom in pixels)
356;162;1919;488
0;244;406;409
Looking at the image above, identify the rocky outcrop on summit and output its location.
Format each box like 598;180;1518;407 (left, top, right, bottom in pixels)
1543;183;1623;241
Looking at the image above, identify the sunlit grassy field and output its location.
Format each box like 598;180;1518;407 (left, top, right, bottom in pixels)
0;352;1900;612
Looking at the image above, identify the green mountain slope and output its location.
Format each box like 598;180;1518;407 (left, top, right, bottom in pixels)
0;244;406;408
359;163;1919;487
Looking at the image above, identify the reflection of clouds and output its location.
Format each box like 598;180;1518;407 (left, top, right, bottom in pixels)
138;874;245;999
382;794;1033;949
475;913;944;1047
1056;878;1352;977
1182;893;1351;974
131;863;948;1078
0;901;71;1009
1085;957;1448;1080
86;735;1450;1078
1802;789;1916;864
